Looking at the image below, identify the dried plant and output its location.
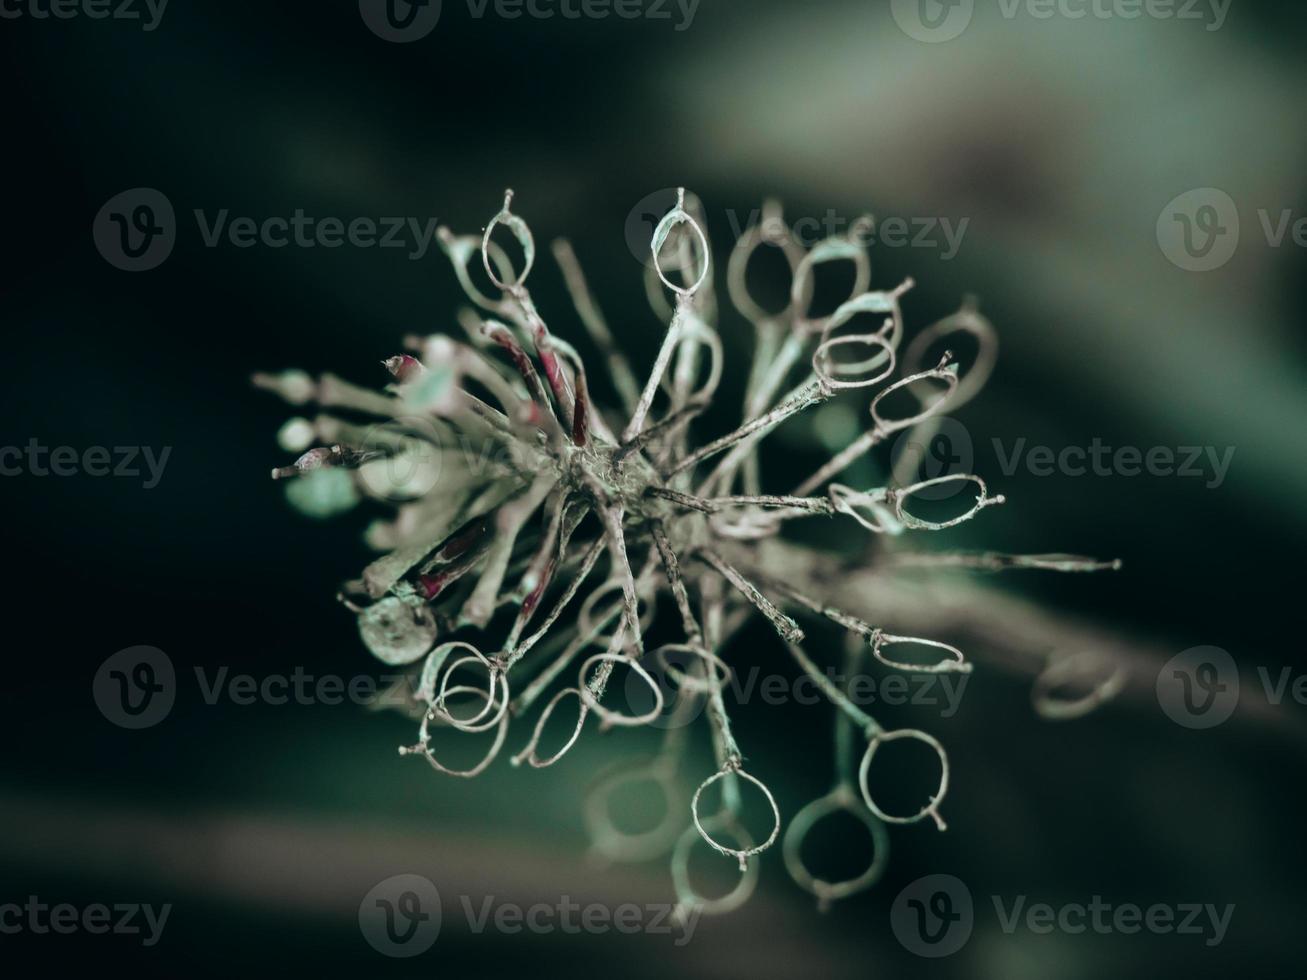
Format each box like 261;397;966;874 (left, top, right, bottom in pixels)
255;188;1121;915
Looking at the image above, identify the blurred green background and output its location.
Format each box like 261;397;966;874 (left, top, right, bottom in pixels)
2;1;1305;977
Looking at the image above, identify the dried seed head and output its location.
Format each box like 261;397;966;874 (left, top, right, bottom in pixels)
257;188;1120;914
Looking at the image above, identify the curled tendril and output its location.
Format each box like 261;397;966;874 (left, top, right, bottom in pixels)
790;225;875;336
900;298;997;413
482;189;536;291
872;633;974;675
510;687;589;769
652;188;710;297
706;506;786;542
672;816;760;920
828;483;903;534
690;762;782;871
858;728;951;831
727;199;806;325
831;474;1006;535
1032;650;1128;720
417;641;508;732
438;228;519;315
400;694;510;779
415;640;469;705
578;653;665;728
812;333;898;391
783;786;890;912
819;280;913;352
578;581;654;649
659;315;724;407
436;653;510;733
889;474;1007;530
584;759;686;863
652;643;734;694
868;353;960;438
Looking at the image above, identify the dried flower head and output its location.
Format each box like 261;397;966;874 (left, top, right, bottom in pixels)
256;188;1121;915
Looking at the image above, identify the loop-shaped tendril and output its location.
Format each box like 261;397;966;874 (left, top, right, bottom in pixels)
652;188;710;297
690;762;782;871
828;484;902;535
1032;650;1127;721
578;580;654;650
782;786;891;911
671;816;760;919
418;641;508;729
415;640;473;705
868;353;960;439
820;282;913;353
438;228;520;314
661;316;724;408
481;189;536;291
652;642;734;695
812;333;898;391
706;506;786;542
584;759;686;863
726;199;805;325
900;297;997;413
578;653;665;728
790;226;874;336
857;728;950;831
435;652;510;733
872;633;974;675
400;692;510;779
510;686;589;769
641;190;714;322
887;474;1007;531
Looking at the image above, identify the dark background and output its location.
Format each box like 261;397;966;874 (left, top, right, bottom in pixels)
2;1;1305;977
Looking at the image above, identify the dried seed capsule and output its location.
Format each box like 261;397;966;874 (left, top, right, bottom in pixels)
358;595;439;666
